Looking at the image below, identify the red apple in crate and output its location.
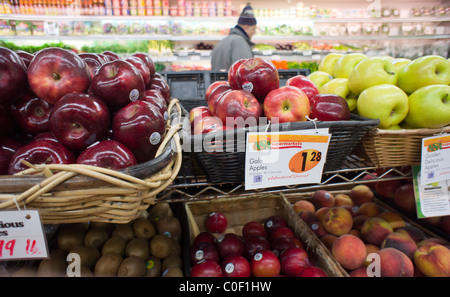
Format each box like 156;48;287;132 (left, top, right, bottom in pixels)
228;58;248;89
8;139;75;174
221;255;251;277
143;89;168;120
244;235;271;259
191;241;220;264
0;136;23;175
264;86;311;123
235;57;280;102
279;247;310;276
0;104;16;136
206;212;228;233
189;106;212;126
251;250;281;277
0;47;29;105
270;226;294;242
190;260;222;277
215;90;262;127
207;85;232;115
264;215;288;234
309;93;351;121
215;233;245;259
193;115;223;135
49;92;110;152
27;47;91;104
91;60;145;111
76;140;137;170
242;221;266;239
125;56;151;88
102;50;120;61
298;266;327;277
193;231;216;246
11;92;52;135
15;50;34;68
112;100;166;163
131;52;156;82
205;81;229;103
286;75;319;101
271;237;296;256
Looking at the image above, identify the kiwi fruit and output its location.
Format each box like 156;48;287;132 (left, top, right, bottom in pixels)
162;267;184;277
101;236;128;256
125;237;150;259
69;245;101;269
169;237;181;255
84;227;109;249
145;256;162;277
133;218;156;239
161;254;183;271
56;224;86;251
112;223;135;241
89;222;114;235
37;257;67;277
150;234;173;259
117;256;146;277
80;266;94;277
149;203;173;223
94;253;123;277
156;216;182;241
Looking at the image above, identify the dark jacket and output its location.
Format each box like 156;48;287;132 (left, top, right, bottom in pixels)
211;26;255;72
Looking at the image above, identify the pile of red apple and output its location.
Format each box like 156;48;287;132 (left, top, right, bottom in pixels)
0;46;171;175
189;57;351;135
189;211;328;277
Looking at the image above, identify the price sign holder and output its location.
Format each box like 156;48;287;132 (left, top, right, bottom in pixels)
245;128;331;190
420;133;450;186
0;210;49;261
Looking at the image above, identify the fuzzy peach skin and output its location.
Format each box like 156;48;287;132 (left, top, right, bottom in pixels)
334;194;354;207
293;200;316;214
413;242;450;277
357;202;382;218
350;184;374;206
311;190;335;208
332;234;367;270
320;207;353;236
376;247;414;277
361;217;393;246
378;211;406;230
380;232;417;259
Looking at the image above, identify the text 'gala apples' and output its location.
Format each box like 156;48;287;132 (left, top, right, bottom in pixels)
263;86;310;123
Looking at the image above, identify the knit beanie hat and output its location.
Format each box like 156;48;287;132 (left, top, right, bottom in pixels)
238;5;257;26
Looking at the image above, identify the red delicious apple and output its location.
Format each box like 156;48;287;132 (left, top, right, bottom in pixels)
270;226;295;242
27;47;91;104
76;140;137;170
251;250;281;277
193;115;223;135
130;52;156;83
0;104;16;136
91;60;145;111
205;81;229;103
264;86;311;123
125;56;151;88
309;93;350;121
190;106;212;127
279;247;310;276
215;233;245;259
78;53;107;65
206;212;228;233
207;85;232;115
193;231;216;246
221;255;251;277
15;50;34;68
8;139;75;174
191;241;220;264
0;47;29;105
235;57;280;102
82;57;103;79
264;215;288;234
298;266;327;277
10;92;52;135
215;90;262;128
143;89;168;120
0;136;23;175
49;92;110;152
112;100;166;163
228;59;248;90
150;75;171;104
244;235;271;259
101;50;121;61
242;221;266;239
190;260;222;277
32;131;59;143
286;75;319;100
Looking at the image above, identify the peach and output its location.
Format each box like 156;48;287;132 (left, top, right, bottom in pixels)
396;225;426;243
378;211;406;230
321;206;353;236
376;247;414;277
361;217;393;246
320;233;337;250
380;232;417;259
417;237;449;248
315;207;330;221
334;193;354;206
352;215;369;231
311;190;335;208
298;210;318;225
293;200;316;214
414;242;450;277
363;244;379;266
332;234;367;270
349;266;369;277
350;184;374;206
357;202;382;217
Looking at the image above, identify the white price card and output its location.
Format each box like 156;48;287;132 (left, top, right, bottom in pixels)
420;134;450;185
0;210;48;260
245;129;331;190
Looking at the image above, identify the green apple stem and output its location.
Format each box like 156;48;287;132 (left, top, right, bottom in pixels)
443;93;449;104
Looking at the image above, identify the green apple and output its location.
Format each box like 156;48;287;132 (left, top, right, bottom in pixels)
403;84;450;129
318;53;344;75
391;58;411;72
348;57;398;96
319;78;357;111
397;55;450;94
307;71;333;89
384;124;402;130
357;84;409;129
333;53;367;79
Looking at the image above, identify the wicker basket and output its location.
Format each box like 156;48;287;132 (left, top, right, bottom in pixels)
0;99;184;224
355;126;450;168
185;193;349;277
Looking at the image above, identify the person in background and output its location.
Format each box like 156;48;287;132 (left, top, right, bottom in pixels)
211;5;257;71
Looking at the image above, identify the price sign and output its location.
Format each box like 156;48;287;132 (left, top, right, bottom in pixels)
0;210;48;260
245;129;331;190
420;134;450;185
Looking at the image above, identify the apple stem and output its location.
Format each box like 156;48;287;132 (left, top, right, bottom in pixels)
443;93;449;104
